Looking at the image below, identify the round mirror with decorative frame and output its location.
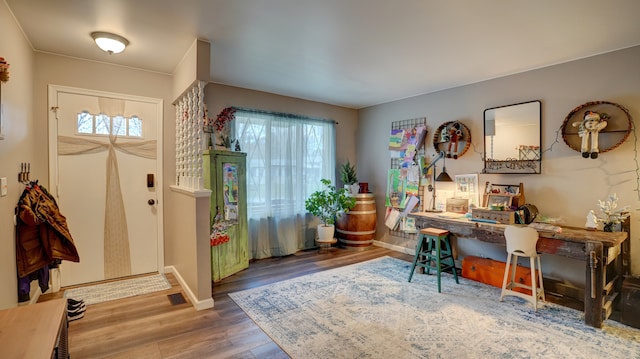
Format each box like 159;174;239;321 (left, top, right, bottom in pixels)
561;101;632;158
432;121;471;159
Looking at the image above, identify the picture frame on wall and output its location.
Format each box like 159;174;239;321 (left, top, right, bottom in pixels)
454;174;479;208
483;182;525;207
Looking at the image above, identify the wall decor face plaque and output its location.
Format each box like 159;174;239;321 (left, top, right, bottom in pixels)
561;101;632;158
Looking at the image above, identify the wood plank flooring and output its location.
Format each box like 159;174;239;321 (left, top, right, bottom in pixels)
38;246;412;358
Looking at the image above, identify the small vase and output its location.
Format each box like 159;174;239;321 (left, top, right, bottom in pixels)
603;222;614;232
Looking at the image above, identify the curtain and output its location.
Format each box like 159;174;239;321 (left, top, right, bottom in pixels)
233;109;336;259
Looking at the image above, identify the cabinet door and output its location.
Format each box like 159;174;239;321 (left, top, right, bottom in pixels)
208;151;248;281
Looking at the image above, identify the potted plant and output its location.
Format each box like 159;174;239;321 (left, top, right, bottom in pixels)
305;179;356;242
593;193;630;232
340;160;359;195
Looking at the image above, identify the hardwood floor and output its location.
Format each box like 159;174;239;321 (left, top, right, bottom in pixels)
38;246;412;358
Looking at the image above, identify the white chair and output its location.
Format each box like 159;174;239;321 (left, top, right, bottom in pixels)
500;225;545;311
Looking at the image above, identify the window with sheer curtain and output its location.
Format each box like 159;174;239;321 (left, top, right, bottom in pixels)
233;108;336;259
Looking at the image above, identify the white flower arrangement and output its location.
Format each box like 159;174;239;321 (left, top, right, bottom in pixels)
594;193;630;229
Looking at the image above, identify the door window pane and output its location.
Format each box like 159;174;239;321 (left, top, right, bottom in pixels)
113;115;127;136
77;111;93;134
129;116;142;137
96;114;110;135
75;111;143;138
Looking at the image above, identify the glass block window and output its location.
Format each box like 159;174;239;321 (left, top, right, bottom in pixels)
76;111;143;138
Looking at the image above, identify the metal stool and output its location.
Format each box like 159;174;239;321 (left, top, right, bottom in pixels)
500;225;545;311
408;227;459;292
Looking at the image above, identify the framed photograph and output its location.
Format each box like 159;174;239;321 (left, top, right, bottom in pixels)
454;174;479;207
486;194;513;209
446;197;469;214
487;184;519;196
483;182;524;207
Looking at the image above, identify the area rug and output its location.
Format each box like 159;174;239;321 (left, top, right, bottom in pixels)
64;273;171;305
229;256;640;359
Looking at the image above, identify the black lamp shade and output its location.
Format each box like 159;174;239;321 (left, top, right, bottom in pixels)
435;169;453;182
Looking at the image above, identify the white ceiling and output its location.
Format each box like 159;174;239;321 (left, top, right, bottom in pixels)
6;0;640;109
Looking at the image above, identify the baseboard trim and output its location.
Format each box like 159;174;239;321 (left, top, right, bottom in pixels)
166;242;409;311
373;240;414;255
165;265;214;311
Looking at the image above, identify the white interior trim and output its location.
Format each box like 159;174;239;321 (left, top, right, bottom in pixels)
165;265;214;311
372;240;414;255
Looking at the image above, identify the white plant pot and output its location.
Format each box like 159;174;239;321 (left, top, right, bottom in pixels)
345;183;359;195
317;224;335;243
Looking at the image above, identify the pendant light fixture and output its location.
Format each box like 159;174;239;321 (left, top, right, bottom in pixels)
91;32;129;55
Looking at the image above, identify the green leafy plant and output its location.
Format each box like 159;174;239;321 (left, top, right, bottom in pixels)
340;160;358;185
305;179;356;225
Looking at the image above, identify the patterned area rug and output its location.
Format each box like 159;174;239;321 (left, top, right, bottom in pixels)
64;273;171;305
229;256;640;359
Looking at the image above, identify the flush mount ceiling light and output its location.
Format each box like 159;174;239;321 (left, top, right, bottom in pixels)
91;31;129;55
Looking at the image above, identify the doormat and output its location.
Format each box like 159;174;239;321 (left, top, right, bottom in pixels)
64;274;171;305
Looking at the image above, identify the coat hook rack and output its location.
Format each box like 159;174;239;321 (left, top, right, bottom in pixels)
19;162;30;184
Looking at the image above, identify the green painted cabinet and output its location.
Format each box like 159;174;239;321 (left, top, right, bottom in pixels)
203;150;248;282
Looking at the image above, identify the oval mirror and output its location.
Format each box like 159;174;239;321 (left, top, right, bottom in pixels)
483;100;541;174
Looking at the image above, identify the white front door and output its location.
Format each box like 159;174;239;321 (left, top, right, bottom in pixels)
48;85;163;286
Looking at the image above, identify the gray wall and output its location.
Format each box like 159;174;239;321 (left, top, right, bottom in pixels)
358;45;640;284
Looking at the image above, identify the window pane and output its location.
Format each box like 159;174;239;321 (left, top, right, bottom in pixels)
128;116;142;137
96;114;110;135
236;116;267;210
77;111;93;134
303;123;326;194
235;111;335;217
112;116;126;136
